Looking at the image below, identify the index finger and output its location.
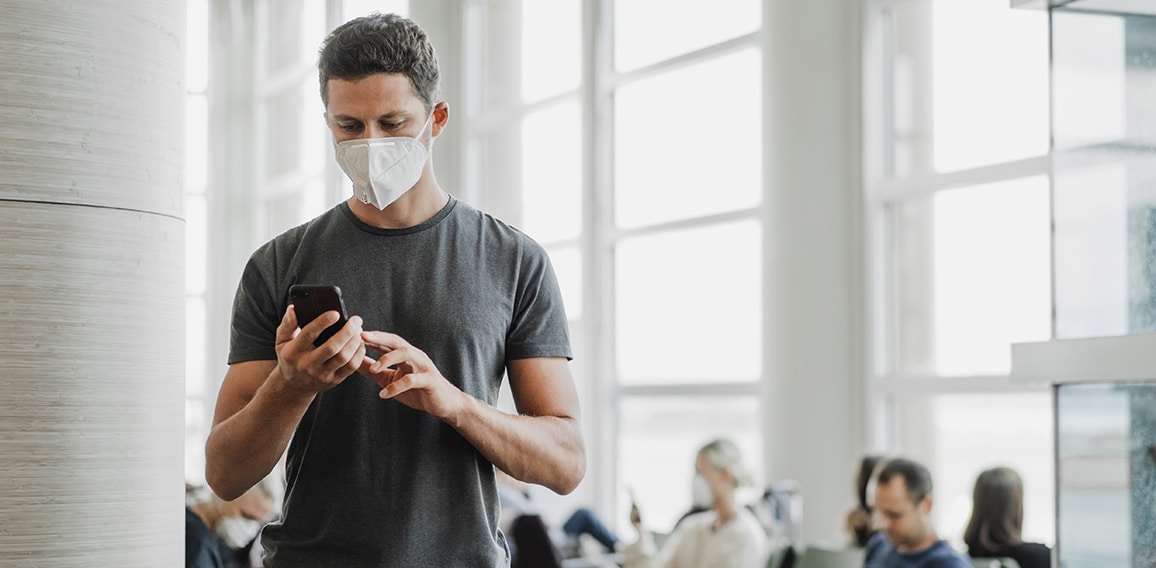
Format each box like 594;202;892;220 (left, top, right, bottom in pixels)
360;330;406;352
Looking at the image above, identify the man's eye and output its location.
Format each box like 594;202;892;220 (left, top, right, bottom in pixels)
339;123;361;132
382;122;401;130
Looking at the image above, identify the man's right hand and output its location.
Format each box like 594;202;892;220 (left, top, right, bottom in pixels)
274;305;367;395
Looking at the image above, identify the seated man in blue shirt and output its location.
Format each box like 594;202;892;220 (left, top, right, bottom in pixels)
865;458;971;568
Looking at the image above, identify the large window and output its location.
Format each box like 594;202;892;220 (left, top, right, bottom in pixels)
467;0;764;532
866;0;1054;547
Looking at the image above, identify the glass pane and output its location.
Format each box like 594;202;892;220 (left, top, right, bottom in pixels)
888;0;1048;176
522;101;582;243
1053;164;1132;338
616;221;760;384
301;79;328;177
615;49;761;229
548;246;582;321
892;392;1054;549
1057;381;1156;568
265;87;304;179
614;0;760;72
267;0;305;77
892;177;1051;376
186;94;208;193
186;0;208;93
185;194;207;295
1052;9;1156;339
185;297;206;398
263;192;304;240
618;396;762;533
1051;11;1128;151
481;0;522;110
185;398;207;484
343;0;407;20
522;0;580;101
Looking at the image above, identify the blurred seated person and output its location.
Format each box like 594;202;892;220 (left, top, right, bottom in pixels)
623;438;768;568
865;458;970;568
497;470;622;565
186;478;277;568
845;454;885;547
963;467;1051;568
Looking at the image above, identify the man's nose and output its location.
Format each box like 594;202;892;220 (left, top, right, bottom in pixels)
363;124;386;139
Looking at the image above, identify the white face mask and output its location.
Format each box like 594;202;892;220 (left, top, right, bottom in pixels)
215;515;262;549
691;473;714;508
334;110;435;210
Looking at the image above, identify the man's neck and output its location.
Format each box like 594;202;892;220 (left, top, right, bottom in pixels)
347;181;449;229
895;531;940;554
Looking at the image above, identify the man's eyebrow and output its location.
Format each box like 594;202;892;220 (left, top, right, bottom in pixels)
330;111;409;121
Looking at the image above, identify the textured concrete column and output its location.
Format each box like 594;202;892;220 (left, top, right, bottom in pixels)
0;2;185;565
762;0;865;546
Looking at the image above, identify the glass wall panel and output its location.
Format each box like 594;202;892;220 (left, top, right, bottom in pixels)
343;0;407;20
891;177;1051;376
186;95;208;192
617;396;762;533
886;0;1047;177
263;193;304;241
614;0;759;72
892;392;1054;548
521;0;580;102
187;0;208;93
521;101;582;244
268;0;306;76
547;246;582;321
265;87;304;179
1052;8;1156;339
1057;381;1156;568
616;221;760;384
615;49;761;229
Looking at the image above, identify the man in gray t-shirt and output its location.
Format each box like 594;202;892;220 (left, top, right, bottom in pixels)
205;13;585;567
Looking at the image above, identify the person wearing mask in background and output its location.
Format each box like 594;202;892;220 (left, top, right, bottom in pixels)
497;470;623;563
963;467;1051;568
846;454;885;547
623;438;769;568
865;458;971;568
204;12;584;567
186;481;276;568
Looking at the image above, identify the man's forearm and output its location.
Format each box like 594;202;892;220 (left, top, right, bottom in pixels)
448;393;586;494
205;368;315;500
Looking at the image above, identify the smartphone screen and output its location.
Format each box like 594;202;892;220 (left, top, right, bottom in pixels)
288;285;349;347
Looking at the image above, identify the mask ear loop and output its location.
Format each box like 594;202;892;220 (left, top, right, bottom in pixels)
417;107;437;145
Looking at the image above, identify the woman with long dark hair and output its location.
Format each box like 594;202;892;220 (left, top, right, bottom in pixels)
963;467;1051;568
844;455;884;547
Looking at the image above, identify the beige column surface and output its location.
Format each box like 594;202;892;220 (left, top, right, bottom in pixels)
0;1;185;565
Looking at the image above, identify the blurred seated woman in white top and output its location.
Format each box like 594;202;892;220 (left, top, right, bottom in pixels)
623;438;768;568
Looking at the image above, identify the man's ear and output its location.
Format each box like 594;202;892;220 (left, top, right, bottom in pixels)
919;493;933;515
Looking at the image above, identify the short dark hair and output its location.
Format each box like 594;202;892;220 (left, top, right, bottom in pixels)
963;467;1024;552
317;12;440;110
876;458;934;505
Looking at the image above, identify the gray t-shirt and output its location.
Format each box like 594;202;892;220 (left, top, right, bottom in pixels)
228;197;572;567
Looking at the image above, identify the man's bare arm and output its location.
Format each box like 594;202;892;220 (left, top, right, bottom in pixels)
206;307;366;501
451;357;585;493
360;330;585;494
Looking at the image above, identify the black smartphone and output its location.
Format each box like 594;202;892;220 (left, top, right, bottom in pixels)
288;285;349;347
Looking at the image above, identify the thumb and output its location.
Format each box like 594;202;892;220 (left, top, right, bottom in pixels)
276;305;300;344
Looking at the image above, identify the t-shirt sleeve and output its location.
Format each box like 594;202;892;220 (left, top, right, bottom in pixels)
227;247;284;365
504;235;572;361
